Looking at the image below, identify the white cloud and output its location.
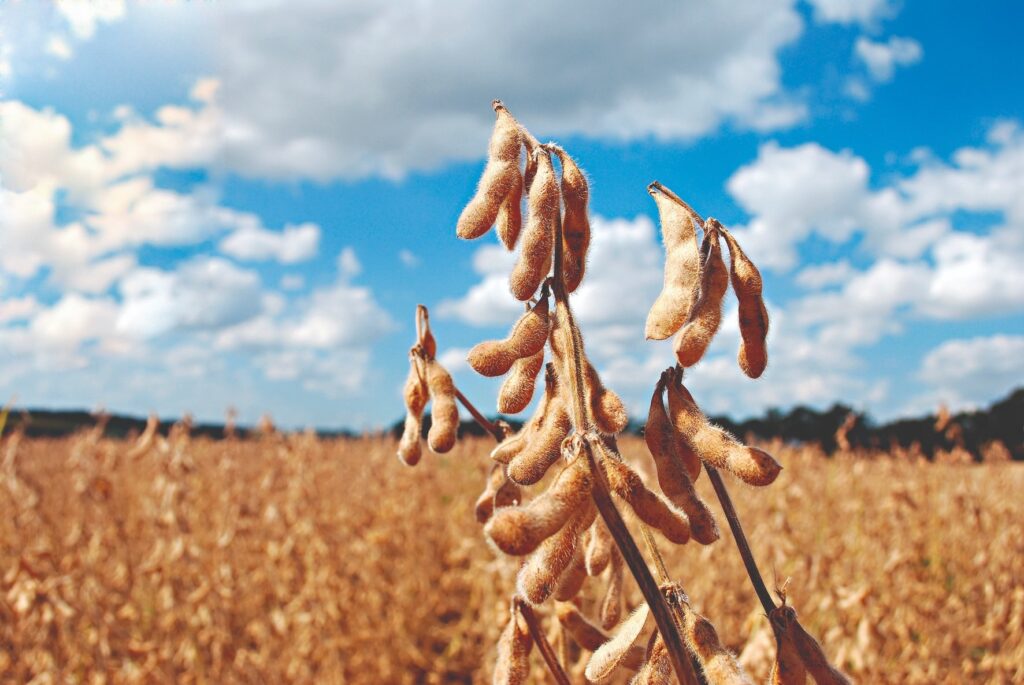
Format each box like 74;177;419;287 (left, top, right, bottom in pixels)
795;260;856;289
220;222;321;264
55;0;126;40
44;35;72;60
919;335;1024;411
211;0;806;181
0;296;39;324
117;257;263;338
398;249;419;268
855;35;923;82
805;0;892;25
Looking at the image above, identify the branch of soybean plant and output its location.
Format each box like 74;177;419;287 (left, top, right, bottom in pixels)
454;387;505;442
514;597;572;685
548;191;699;684
584;437;699;685
705;465;777;615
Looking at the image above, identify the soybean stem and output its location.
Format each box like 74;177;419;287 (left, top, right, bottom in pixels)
454;388;505;442
705;465;777;615
514;598;572;685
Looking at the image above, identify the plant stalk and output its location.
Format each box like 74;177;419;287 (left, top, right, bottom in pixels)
454;388;505;442
705;465;777;615
550;195;697;684
514;598;572;685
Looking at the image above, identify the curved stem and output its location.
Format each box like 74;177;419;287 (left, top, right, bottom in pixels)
705;465;777;615
514;598;572;685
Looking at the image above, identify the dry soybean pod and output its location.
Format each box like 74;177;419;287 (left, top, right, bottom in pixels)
496;174;524;250
497;348;544;414
468;288;549;377
475;463;522;524
553;545;587;601
675;220;729;367
768;605;808;685
585;517;613;576
550;144;591;293
631;636;674;685
507;393;570;485
397;355;429;466
645;182;701;340
645;369;700;482
644;373;719;544
680;605;753;685
556;603;646;671
719;226;769;378
785;612;853;685
457;102;522;241
510;148;558;301
493;604;533;685
585;602;650;683
517;502;596;606
585;361;629;434
600;546;624;630
666;371;781;487
485;456;593;556
415;304;437;360
425;358;459;454
602;456;691;545
492;362;556;464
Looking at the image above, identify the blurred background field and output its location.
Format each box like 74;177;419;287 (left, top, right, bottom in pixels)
2;431;1021;684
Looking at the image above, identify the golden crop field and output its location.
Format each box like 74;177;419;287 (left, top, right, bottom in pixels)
1;432;1021;684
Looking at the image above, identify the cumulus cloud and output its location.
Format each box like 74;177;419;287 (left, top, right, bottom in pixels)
855;35;923;82
210;0;807;181
805;0;893;25
117;257;264;338
220;222;321;264
919;335;1024;411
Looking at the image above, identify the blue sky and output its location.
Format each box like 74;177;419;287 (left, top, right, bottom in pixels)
1;0;1022;431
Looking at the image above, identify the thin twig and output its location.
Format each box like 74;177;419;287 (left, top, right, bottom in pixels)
514;598;572;685
454;388;505;442
705;465;777;615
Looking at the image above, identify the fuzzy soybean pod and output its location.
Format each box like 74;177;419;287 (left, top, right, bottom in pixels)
517;502;596;606
675;221;729;367
769;606;808;685
492;362;556;464
645;182;702;341
600;546;624;630
585;362;629;434
720;226;769;378
602;456;691;545
457;103;522;241
510;148;558;301
397;358;429;466
681;606;754;685
550;145;591;293
585;518;613;576
553;544;587;601
485;456;593;556
631;637;673;685
493;606;533;685
507;392;570;485
416;304;437;359
779;608;853;685
425;359;459;454
497;348;544;414
556;603;646;672
586;603;650;683
645;375;719;544
496;175;524;250
666;372;782;487
475;464;522;524
468;293;549;377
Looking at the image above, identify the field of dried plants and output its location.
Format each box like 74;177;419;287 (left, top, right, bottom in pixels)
2;431;1021;684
